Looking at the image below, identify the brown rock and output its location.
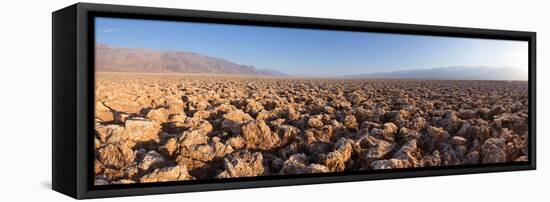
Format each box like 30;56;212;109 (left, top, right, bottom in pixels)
94;177;109;186
159;137;178;157
211;137;234;157
94;160;104;175
95;102;114;122
482;138;507;163
459;109;477;119
393;139;420;167
424;126;451;150
371;122;398;141
515;156;528;162
456;122;472;137
241;120;280;150
178;129;209;148
274;125;300;145
465;151;480;164
138;151;166;173
102;168;127;181
324;106;335;114
410;117;426;130
169;114;187;123
244;99;264;115
97;143;135;169
452;136;468;145
189;119;213;135
397;127;421;141
166;97;185;114
221;109;253;134
279;153;308;175
112;179;136;184
146;108;170;123
94;137;102;149
123;119;162;144
140;165;193;183
308;116;324;128
343;115;358;130
278;153;328;174
174;156;209;177
303;164;330;173
104;99;142;114
488;105;506;117
438;111;458;128
422;151;441;167
217;151;265;178
371;159;410;169
179;144;215;162
356;135;393;161
323;138;354;172
287;108;300;121
95;124;124;143
226;136;246;150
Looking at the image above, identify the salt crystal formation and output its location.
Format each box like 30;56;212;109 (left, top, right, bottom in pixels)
93;73;529;185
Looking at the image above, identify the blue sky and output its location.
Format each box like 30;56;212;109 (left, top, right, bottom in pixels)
96;17;528;77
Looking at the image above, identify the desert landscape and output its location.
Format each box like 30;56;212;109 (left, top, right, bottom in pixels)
94;72;529;185
93;19;530;185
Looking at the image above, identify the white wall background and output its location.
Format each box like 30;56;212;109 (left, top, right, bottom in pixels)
0;0;547;201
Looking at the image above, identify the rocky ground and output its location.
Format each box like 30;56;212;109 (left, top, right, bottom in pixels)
94;72;529;185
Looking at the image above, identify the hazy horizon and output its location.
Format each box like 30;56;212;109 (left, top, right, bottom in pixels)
96;17;528;78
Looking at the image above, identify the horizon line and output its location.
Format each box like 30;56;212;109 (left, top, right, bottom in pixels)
96;42;527;77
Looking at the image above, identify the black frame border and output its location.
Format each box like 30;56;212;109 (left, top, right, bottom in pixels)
62;2;536;199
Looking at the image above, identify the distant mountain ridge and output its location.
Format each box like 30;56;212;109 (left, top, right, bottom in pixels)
345;66;528;81
95;43;286;76
96;44;525;80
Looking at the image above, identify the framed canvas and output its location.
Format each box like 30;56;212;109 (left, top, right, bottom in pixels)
52;3;536;199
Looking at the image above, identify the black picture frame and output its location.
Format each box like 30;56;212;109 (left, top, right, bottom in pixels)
52;2;536;199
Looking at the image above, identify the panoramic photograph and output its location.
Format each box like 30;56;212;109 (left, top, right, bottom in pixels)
93;17;529;185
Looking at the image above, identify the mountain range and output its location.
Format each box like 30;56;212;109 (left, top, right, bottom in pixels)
96;44;526;80
95;44;287;76
345;66;528;81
